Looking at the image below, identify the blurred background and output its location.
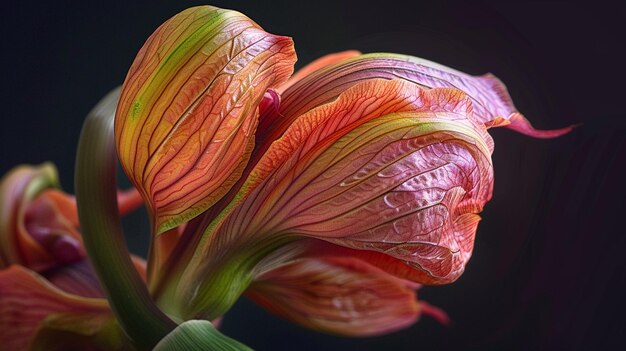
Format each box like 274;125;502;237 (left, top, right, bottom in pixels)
1;0;624;350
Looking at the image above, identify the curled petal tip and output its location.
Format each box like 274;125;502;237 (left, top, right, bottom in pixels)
277;53;574;143
475;73;576;138
504;112;579;138
419;301;451;326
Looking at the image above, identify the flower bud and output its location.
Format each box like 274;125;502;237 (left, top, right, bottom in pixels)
115;6;297;234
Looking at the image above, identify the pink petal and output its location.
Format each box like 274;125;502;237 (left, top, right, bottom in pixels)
262;53;572;148
0;164;84;272
43;255;146;300
24;190;84;267
0;265;110;350
179;80;494;311
505;112;577;138
248;256;421;336
419;300;451;326
1;164;143;273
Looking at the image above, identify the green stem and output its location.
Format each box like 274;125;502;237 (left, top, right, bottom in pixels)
75;87;177;349
173;237;298;320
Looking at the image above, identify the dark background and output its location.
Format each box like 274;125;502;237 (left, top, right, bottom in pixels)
1;0;625;350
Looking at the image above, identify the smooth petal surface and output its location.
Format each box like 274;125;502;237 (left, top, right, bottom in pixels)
258;53;572;152
178;80;493;316
28;258;149;351
0;265;110;351
115;5;297;234
248;256;421;336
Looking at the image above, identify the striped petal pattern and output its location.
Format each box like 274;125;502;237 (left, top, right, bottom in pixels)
115;6;297;234
257;52;573;156
0;4;575;347
248;256;421;336
177;79;494;316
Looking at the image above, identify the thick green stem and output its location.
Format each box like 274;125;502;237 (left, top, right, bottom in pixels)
75;87;176;349
171;237;298;320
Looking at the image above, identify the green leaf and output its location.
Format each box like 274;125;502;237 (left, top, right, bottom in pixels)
154;320;253;351
75;87;176;349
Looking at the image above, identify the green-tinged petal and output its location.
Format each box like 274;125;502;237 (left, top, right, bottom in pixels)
0;265;111;351
0;163;84;272
248;255;421;336
174;80;493;318
154;320;252;351
115;5;296;235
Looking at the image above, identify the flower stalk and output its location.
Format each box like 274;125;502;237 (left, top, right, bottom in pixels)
75;87;176;348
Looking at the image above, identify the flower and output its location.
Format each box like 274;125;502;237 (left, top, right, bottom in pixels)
158;53;570;323
0;163;145;350
0;163;83;272
111;5;571;335
1;4;572;349
0;163;142;273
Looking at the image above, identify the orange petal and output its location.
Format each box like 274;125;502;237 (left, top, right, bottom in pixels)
209;80;491;263
116;188;144;216
24;190;84;269
276;50;361;94
147;224;184;290
115;6;297;234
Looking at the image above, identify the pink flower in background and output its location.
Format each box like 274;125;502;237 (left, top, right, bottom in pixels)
0;163;145;350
